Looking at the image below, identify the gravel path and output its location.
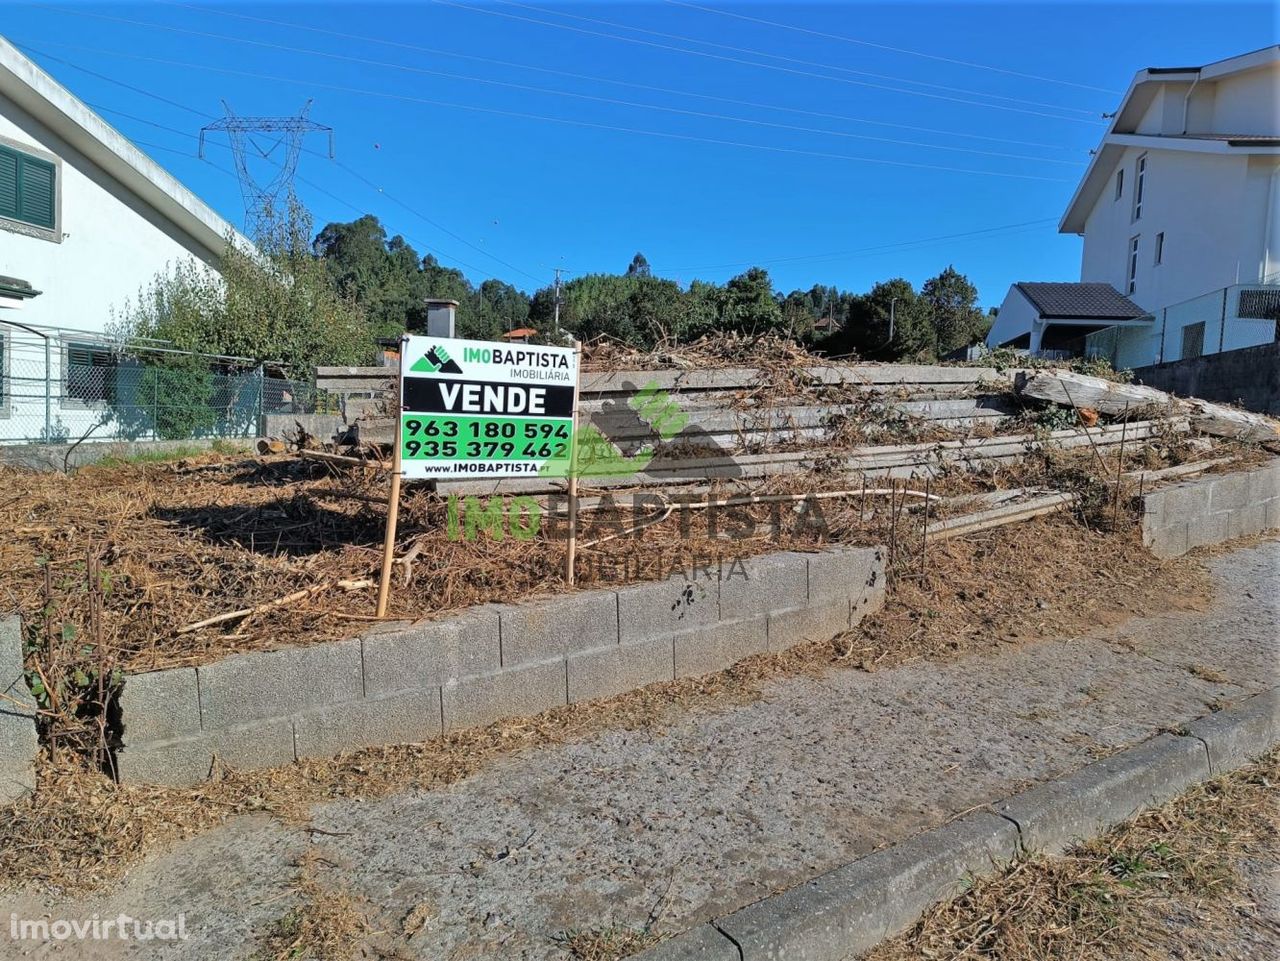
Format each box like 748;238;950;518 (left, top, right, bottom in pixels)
4;540;1277;960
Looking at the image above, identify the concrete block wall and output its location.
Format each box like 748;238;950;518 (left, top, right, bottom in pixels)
117;546;886;785
1141;460;1280;558
0;617;38;802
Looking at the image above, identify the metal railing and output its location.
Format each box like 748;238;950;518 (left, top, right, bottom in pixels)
0;324;333;445
1086;283;1280;369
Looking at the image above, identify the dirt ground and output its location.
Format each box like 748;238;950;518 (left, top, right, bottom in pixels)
1;537;1274;960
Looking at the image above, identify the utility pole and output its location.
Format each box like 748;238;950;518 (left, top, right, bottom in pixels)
552;267;565;340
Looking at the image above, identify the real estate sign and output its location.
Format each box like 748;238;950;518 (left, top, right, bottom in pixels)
399;335;578;479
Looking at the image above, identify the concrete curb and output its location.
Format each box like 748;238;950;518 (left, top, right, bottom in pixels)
632;689;1280;961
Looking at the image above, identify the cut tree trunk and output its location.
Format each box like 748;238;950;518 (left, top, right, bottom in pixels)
1016;369;1280;443
1016;370;1174;416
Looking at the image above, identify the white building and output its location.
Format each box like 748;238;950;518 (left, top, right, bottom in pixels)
0;36;247;443
989;46;1280;367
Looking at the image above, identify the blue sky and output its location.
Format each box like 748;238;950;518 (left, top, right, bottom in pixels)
5;2;1273;305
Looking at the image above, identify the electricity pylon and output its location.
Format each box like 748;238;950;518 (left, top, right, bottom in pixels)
199;100;334;238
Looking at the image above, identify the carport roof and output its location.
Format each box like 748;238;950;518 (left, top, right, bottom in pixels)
1014;283;1149;320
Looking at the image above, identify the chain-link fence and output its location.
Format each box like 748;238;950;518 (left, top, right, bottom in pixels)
0;325;332;446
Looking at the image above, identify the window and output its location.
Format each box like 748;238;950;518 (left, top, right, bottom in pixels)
1114;168;1124;200
1127;236;1140;294
0;143;57;231
63;342;117;406
1132;153;1146;221
1180;322;1205;360
1154;232;1164;265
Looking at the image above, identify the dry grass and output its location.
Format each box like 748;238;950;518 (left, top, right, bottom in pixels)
0;515;1213;897
556;925;664;961
250;851;380;961
868;749;1280;961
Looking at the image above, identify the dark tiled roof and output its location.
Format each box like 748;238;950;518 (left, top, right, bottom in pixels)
1015;283;1149;320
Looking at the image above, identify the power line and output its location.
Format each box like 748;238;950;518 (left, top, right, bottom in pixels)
665;0;1123;95
433;0;1106;124
655;218;1060;272
13;37;1080;183
86;102;504;282
470;0;1102;115
18;43;544;284
164;0;1079;152
39;5;1084;166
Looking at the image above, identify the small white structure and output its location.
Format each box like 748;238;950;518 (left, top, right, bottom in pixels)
0;37;246;443
992;283;1150;357
990;45;1280;365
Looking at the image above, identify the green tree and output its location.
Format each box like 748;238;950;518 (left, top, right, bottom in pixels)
921;266;988;355
626;252;652;278
720;267;782;335
115;201;374;378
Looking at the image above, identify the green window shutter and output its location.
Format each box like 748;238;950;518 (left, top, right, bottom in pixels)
0;146;55;229
17;153;55;229
0;147;17;221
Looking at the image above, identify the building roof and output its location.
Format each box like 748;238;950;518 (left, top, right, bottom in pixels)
1014;283;1149;320
501;328;538;339
0;38;248;259
1060;45;1280;233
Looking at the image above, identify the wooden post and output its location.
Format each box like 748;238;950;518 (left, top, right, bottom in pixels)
375;338;407;617
564;340;582;586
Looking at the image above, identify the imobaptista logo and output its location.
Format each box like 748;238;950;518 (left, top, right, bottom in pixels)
410;345;463;375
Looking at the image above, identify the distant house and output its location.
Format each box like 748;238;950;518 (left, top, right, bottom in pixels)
0;37;246;442
989;46;1280;367
501;328;538;344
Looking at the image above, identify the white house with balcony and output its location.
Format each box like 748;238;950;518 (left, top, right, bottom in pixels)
989;45;1280;367
0;36;248;444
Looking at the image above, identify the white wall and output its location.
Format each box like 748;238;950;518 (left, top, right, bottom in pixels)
987;286;1039;347
1200;67;1280;136
0;90;220;335
1081;146;1276;313
0;91;224;442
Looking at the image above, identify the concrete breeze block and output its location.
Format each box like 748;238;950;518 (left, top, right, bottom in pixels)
197;639;363;730
1185;511;1230;551
1226;502;1269;540
719;551;808;619
1266;496;1280;533
806;547;879;605
568;637;674;703
768;600;852;652
116;717;296;786
362;608;501;696
673;617;769;678
616;573;719;644
498;590;619;666
441;658;567;732
1208;473;1251;512
120;668;202;745
294;689;443;758
0;617;38;803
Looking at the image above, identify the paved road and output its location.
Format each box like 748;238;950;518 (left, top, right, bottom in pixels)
5;541;1278;959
